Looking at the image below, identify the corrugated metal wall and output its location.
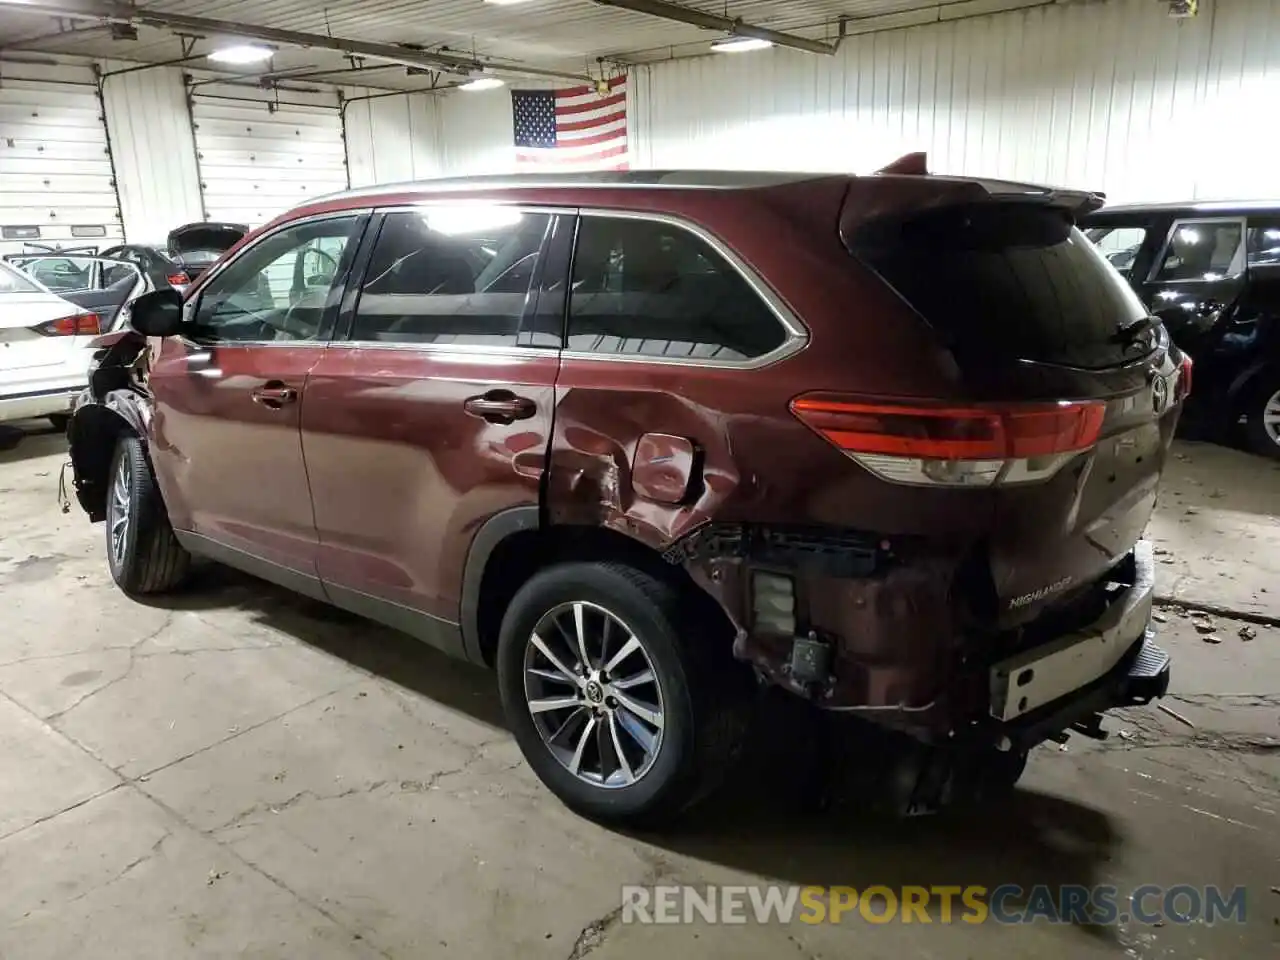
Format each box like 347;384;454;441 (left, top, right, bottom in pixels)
343;90;444;187
99;62;203;244
8;0;1280;225
631;0;1280;202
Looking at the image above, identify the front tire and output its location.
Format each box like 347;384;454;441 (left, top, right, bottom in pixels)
106;435;191;595
496;562;748;828
1243;376;1280;460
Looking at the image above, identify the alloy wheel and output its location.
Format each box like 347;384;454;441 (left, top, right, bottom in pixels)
523;600;665;788
1264;388;1280;447
109;454;131;567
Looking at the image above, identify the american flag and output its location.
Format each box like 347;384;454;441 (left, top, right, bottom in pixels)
511;75;629;171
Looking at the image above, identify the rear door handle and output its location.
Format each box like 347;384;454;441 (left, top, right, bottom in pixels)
463;392;536;424
252;382;298;408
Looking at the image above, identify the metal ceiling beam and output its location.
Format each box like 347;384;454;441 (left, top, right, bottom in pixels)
0;19;111;50
0;0;497;77
590;0;839;56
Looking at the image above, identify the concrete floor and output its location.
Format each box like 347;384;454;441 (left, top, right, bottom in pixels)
1;422;1277;959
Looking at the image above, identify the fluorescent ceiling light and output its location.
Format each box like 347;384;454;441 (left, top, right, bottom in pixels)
710;37;774;53
458;77;505;91
208;44;274;65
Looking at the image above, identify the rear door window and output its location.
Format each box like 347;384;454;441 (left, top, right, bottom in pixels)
567;215;787;362
850;204;1151;370
349;207;550;347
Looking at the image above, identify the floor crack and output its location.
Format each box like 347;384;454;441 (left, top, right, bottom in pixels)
45;614;175;725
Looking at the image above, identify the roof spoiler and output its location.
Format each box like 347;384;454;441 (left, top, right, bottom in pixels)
846;154;1107;236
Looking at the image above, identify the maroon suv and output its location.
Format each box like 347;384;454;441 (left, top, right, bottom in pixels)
65;168;1185;825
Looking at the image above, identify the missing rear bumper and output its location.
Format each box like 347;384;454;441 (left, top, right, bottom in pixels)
996;626;1170;753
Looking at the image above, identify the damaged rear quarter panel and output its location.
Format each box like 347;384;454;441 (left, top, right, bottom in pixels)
544;197;1001;726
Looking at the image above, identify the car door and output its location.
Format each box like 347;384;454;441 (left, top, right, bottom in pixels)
146;212;367;591
1138;216;1250;356
301;204;564;655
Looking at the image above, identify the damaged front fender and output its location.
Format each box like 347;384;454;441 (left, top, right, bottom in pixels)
66;330;155;522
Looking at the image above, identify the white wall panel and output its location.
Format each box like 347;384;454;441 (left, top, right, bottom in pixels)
436;85;531;176
0;60;122;255
99;61;203;244
190;84;349;226
343;90;444;187
626;0;1280;203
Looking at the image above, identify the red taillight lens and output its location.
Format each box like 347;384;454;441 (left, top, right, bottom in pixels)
790;394;1106;487
167;273;190;285
34;313;101;337
790;395;1105;460
1176;354;1193;401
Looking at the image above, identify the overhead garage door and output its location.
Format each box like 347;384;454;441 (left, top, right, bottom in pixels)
0;61;123;256
189;83;349;228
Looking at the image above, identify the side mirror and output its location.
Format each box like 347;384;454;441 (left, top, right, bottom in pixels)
129;288;184;337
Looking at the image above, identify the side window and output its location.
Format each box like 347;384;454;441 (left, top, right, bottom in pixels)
1246;218;1280;267
191;216;359;343
567;216;787;361
1084;226;1148;279
102;262;136;288
1152;219;1245;283
28;257;90;292
349;207;550;346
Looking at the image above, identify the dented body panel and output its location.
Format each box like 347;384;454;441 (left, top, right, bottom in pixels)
63;169;1176;759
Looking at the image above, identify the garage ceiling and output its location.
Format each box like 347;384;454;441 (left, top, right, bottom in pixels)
0;0;1048;91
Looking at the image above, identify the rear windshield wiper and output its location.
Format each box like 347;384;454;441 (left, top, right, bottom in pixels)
1112;315;1159;347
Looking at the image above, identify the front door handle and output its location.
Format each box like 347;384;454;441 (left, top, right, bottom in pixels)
252;382;298;408
463;391;536;424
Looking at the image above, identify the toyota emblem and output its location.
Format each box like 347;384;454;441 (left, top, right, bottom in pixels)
1151;373;1171;414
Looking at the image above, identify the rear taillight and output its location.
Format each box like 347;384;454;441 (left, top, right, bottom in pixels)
1176;354;1193;402
166;272;190;286
790;394;1106;488
34;313;101;337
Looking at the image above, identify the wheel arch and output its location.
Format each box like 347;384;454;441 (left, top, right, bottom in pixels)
1225;357;1278;412
68;390;150;522
460;510;732;669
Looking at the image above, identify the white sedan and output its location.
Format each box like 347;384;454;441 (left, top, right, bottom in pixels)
0;259;109;429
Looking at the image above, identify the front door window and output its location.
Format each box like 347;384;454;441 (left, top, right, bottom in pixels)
1150;219;1246;284
190;216;360;343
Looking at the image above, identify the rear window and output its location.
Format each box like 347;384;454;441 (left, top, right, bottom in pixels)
850;204;1151;370
0;261;41;294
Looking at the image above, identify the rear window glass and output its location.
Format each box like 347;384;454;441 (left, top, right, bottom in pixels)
0;261;42;294
850;205;1151;370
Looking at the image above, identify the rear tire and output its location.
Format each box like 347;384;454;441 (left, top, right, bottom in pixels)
1243;376;1280;460
106;434;191;595
47;414;70;434
496;561;749;828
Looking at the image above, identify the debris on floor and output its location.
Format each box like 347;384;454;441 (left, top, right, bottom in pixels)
1239;625;1258;641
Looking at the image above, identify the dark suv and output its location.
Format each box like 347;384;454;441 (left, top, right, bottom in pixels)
1082;201;1280;458
64;169;1182;825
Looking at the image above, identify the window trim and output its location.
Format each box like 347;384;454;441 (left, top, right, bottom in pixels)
1146;216;1249;285
562;207;809;370
336;203;568;354
180;209;371;349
